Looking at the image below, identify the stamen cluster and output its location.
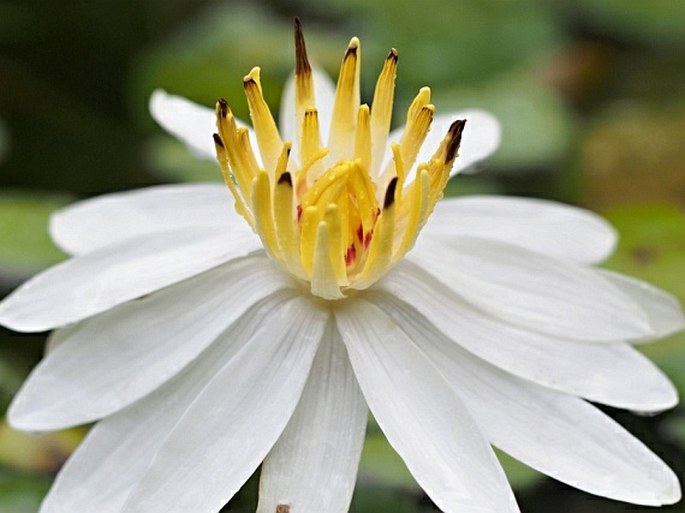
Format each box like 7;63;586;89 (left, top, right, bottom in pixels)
213;19;465;299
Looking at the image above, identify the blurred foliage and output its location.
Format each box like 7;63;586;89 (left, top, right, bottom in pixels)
0;194;69;283
1;0;685;511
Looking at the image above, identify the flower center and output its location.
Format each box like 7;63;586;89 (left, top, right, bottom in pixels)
213;19;465;300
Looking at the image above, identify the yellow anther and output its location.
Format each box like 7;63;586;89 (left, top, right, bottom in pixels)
301;162;351;211
390;142;405;204
354;105;372;173
252;170;280;261
213;22;468;300
311;222;346;300
378;88;434;185
243;67;283;177
216;101;259;201
352;178;398;290
212;133;254;227
300;205;320;276
396;167;430;260
323;205;347;284
370;48;398;177
328;37;360;164
294;17;315;151
298;108;324;190
347;161;378;235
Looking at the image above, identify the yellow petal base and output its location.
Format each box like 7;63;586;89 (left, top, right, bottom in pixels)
214;19;466;300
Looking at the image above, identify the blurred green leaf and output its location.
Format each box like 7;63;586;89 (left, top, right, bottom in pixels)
146;137;222;183
571;0;685;47
0;421;83;474
604;204;685;396
582;107;685;210
494;449;544;492
0;358;24;411
436;74;575;172
0;193;70;281
358;428;419;490
359;418;544;493
0;468;50;513
132;4;344;124
665;414;685;449
351;483;426;513
322;0;562;90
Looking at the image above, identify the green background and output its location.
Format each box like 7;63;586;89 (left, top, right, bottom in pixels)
1;0;684;511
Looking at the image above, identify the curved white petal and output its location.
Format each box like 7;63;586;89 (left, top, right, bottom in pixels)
335;299;520;513
149;90;259;163
375;295;680;506
384;109;500;177
123;295;328;513
39;291;309;513
421;195;617;265
375;262;677;412
279;66;337;159
0;227;260;332
9;254;292;431
257;321;367;513
410;236;652;342
599;270;685;341
50;183;252;255
149;89;218;160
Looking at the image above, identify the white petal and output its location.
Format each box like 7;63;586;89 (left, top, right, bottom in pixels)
335;299;520;513
421;195;617;264
599;270;685;341
279;66;337;164
376;262;677;411
0;227;259;332
149;90;259;163
376;295;680;506
257;321;367;513
149;89;218;160
410;236;652;342
50;183;252;255
123;295;328;513
384;109;500;177
9;254;292;431
39;291;311;513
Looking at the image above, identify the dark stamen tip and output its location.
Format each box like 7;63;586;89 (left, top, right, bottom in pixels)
277;172;293;187
345;44;358;59
388;48;399;61
445;119;467;163
294;17;311;75
384;176;398;210
212;133;224;148
218;98;228;117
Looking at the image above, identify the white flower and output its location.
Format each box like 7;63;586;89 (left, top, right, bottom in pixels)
0;19;683;513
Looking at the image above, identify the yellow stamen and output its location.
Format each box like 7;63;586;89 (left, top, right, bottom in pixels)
328;38;360;164
294;17;316;151
213;22;467;300
298;108;325;192
370;49;398;177
213;133;254;227
352;178;398;290
354;104;372;172
311;221;346;300
252;170;280;260
244;67;283;177
273;171;306;278
380;87;434;186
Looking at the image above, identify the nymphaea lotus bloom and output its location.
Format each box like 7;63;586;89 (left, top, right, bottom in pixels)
0;19;683;513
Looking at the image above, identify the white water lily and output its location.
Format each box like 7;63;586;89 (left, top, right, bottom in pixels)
1;19;683;513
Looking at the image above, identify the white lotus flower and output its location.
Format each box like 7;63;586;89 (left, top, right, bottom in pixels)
1;19;683;513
